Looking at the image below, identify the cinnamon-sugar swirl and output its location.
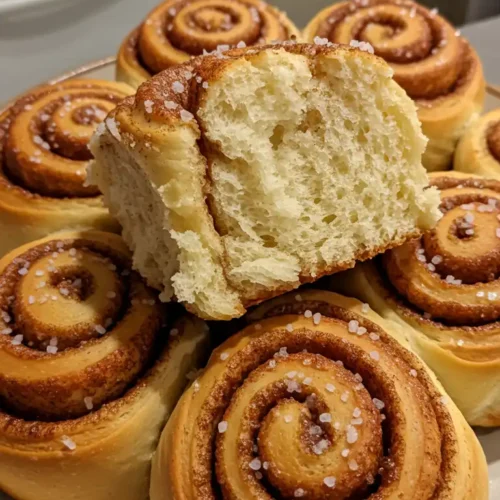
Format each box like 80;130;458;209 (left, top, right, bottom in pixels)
0;231;210;500
331;171;500;426
116;0;300;88
151;289;488;499
304;0;485;172
455;108;500;180
0;79;133;256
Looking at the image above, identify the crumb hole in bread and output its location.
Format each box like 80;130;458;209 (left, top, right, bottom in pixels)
357;130;368;145
354;181;367;194
322;214;337;224
298;109;323;133
261;234;278;248
270;124;285;150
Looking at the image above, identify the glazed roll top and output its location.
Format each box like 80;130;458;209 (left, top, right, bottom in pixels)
151;290;488;500
0;79;133;255
0;231;210;500
333;171;500;426
117;0;300;88
455;108;500;179
304;0;485;171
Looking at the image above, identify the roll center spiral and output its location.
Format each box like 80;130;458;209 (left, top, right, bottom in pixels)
72;103;108;126
127;0;297;79
0;240;129;351
423;200;500;283
242;353;383;499
354;8;433;64
49;266;95;302
192;7;235;31
168;1;262;55
383;177;500;324
452;216;475;240
0;233;165;422
42;98;114;163
314;0;464;100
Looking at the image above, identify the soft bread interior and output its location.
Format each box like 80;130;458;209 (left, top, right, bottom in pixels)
198;50;439;297
88;123;243;320
89;47;440;320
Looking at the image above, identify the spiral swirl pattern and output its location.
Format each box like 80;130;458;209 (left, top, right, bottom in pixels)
305;0;469;99
0;230;164;420
116;0;300;88
384;173;500;327
151;289;487;499
304;0;485;171
0;231;210;500
334;172;500;425
455;109;500;180
0;79;131;198
0;79;131;255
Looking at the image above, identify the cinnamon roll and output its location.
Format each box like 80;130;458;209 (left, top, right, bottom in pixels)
304;0;485;172
116;0;300;88
90;43;441;321
331;171;500;426
151;289;488;499
455;108;500;179
0;231;210;500
0;79;133;256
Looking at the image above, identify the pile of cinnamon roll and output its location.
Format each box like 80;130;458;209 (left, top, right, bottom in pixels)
0;1;498;499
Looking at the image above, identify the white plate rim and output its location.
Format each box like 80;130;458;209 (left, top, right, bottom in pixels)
0;0;71;14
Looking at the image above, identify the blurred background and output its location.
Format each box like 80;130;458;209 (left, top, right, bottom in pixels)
0;0;499;102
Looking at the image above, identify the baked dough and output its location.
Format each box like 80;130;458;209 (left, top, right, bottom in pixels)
151;289;488;499
0;79;133;256
331;172;500;426
304;0;485;172
0;231;210;500
90;43;440;320
116;0;301;88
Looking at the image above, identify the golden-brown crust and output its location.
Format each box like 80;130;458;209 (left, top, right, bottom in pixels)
117;27;153;89
117;42;385;125
303;0;485;171
337;171;500;425
488;121;500;161
238;227;424;308
116;0;301;88
0;79;133;256
455;108;500;180
0;231;211;500
151;289;488;500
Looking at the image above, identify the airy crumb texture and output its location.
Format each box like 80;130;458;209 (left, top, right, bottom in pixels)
89;44;440;320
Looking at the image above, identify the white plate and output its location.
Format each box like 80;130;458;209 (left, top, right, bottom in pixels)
0;0;72;14
0;0;60;14
0;58;499;500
